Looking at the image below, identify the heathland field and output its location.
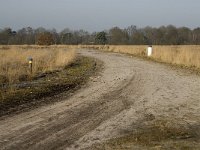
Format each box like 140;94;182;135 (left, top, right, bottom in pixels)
1;45;200;85
0;45;76;85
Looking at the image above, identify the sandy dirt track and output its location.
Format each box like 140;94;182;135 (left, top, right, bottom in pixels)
0;49;200;150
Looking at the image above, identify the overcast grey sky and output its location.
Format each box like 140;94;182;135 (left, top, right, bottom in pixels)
0;0;199;32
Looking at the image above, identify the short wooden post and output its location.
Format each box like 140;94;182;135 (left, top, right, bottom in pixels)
28;57;33;74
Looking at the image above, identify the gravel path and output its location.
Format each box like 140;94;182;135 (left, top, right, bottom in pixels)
0;49;200;150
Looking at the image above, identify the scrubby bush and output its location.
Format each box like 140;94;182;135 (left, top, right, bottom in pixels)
36;32;55;45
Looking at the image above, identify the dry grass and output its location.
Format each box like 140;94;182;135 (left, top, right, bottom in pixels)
0;45;76;85
1;44;200;85
81;45;200;70
152;45;200;68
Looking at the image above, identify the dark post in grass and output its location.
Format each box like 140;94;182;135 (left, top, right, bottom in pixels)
28;57;33;74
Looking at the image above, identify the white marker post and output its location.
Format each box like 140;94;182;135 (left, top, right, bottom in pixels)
147;45;153;57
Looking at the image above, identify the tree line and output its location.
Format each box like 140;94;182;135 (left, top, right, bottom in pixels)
1;25;200;45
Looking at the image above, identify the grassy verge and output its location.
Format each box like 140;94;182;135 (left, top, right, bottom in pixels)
0;56;100;117
80;45;200;74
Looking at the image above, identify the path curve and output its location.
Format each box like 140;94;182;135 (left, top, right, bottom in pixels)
0;49;200;149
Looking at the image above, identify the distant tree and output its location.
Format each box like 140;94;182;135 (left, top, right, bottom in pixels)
131;31;146;45
77;30;90;44
95;31;107;44
61;33;73;44
109;27;129;44
177;27;191;44
192;28;200;44
125;25;137;36
17;27;35;44
7;31;19;44
88;32;96;44
0;28;12;44
143;26;153;44
60;28;71;44
164;25;179;45
35;27;47;34
1;25;200;45
49;28;60;44
153;27;165;45
125;25;137;44
36;32;54;45
72;31;81;44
